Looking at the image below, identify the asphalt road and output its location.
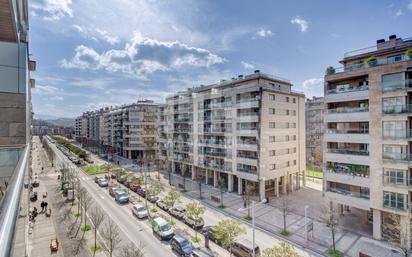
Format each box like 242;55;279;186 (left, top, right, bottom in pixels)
46;137;176;257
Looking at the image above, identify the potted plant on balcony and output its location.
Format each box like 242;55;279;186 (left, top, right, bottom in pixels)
365;56;378;67
325;66;335;75
406;48;412;60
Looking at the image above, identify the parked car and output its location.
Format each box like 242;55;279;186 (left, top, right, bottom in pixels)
129;183;142;193
94;176;104;183
169;206;186;220
136;187;146;198
170;235;193;257
109;187;125;197
97;178;108;187
201;226;221;245
184;216;205;230
132;204;148;219
231;239;260;257
151;217;174;240
117;175;127;184
147;195;159;203
114;191;129;204
156;200;170;211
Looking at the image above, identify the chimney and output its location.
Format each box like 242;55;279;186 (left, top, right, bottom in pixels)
254;70;260;74
238;75;243;79
376;39;385;44
389;34;397;40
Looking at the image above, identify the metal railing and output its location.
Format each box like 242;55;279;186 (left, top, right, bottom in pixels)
343;37;412;58
382;104;412;114
327;187;370;199
326;85;368;95
327;148;369;156
0;146;29;257
327;106;369;113
381;79;412;92
326;128;369;134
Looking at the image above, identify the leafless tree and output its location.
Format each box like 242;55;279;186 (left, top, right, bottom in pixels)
318;201;339;252
89;206;105;256
101;219;122;257
384;212;411;257
195;170;204;199
82;190;93;228
277;195;292;235
120;242;145;257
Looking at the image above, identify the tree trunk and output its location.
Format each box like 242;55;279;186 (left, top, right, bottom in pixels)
283;213;286;232
93;228;97;257
331;226;336;251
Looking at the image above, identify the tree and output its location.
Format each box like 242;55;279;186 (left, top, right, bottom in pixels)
218;176;225;208
384;212;411;257
213;220;246;256
101;219;122;257
163;191;181;223
120;243;145;257
319;201;339;254
82;189;93;228
195;171;204;199
276;195;291;236
89;206;105;256
185;202;206;240
148;179;164;200
261;242;301;257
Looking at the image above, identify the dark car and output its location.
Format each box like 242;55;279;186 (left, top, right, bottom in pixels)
201;226;221;245
230;239;260;257
170;235;193;257
169;206;186;220
184;216;205;230
157;200;170;211
192;248;215;257
137;187;146;197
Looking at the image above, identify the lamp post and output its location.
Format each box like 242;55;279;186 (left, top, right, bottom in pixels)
239;198;267;257
305;205;309;240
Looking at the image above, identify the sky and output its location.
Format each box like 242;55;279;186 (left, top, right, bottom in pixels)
30;0;412;118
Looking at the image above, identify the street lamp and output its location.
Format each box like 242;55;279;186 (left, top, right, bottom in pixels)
305;205;309;240
238;198;267;257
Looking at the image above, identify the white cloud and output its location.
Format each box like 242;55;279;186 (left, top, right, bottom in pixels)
33;85;62;95
301;78;324;97
252;28;273;39
241;61;255;69
396;9;403;16
73;25;119;45
61;32;225;80
290;17;308;32
31;0;73;21
50;96;64;101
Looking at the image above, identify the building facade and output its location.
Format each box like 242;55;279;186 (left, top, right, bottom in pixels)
305;96;324;169
324;35;412;246
0;0;33;255
165;71;306;200
103;100;158;165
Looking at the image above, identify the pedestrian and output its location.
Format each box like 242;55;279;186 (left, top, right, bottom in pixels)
40;201;44;212
44;201;48;210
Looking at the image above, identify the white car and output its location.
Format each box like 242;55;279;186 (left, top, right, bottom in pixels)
132;204;148;219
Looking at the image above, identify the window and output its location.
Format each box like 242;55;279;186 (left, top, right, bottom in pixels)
269;122;275;128
382;73;404;91
383;191;406;211
383;169;405;185
387;55;403;64
382;121;406;138
293;98;296;103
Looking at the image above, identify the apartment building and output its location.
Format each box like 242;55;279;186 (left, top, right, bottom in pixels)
305;97;324;169
75;108;108;152
103;100;158;165
165;71;305;200
0;0;33;255
324;35;412;246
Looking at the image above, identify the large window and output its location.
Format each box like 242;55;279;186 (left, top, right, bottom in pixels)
383;191;406;211
383;168;406;185
382;73;404;91
382;121;406;138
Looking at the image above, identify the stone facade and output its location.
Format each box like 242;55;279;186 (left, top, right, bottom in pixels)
305;96;324;168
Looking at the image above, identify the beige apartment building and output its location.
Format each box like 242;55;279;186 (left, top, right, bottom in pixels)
324;35;412;246
305;96;324;169
164;71;306;200
103;100;158;165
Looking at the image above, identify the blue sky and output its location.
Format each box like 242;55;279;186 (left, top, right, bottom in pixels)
30;0;412;118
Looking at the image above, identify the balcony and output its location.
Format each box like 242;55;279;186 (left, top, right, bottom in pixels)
325;188;370;210
382;79;412;92
382;104;412;114
327;148;369;156
325;85;369;103
382;152;412;162
382;129;412;139
325;128;369;143
325;170;369;188
325;148;369;165
325;107;369;122
235;99;260;109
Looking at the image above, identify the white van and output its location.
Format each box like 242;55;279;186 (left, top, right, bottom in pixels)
151;217;174;240
132;204;148;219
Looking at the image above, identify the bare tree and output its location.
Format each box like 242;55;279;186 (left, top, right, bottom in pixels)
101;219;122;257
82;190;93;228
384;212;411;257
276;195;292;235
319;201;339;253
89;206;105;256
218;176;225;208
120;242;145;257
195;171;204;199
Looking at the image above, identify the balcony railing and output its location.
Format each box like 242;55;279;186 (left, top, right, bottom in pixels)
0;146;29;257
237;167;257;174
326;85;368;95
382;79;412;92
382;104;412;114
327;187;370;199
327;148;369;156
383;152;412;162
326;128;369;134
382;129;412;139
327;106;369;113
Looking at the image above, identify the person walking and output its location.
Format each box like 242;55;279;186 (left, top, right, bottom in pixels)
44;201;48;210
40;201;45;212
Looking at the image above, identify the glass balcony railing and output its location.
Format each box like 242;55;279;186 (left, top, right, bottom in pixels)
383;152;412;162
326;85;368;95
382;79;412;92
327;106;369;113
382;104;412;114
327;148;369;156
326;164;369;177
382;129;412;139
326;128;369;134
237;167;257;174
327;187;370;199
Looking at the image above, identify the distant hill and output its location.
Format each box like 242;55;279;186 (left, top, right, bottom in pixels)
34;114;75;128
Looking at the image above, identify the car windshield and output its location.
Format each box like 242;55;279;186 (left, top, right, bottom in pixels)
136;207;145;212
181;240;192;251
159;224;171;231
